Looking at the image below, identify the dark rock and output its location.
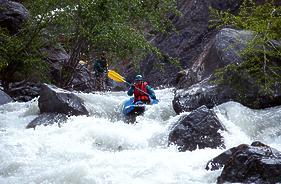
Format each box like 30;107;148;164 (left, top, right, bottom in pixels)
175;69;199;89
109;81;128;92
26;113;68;129
140;0;244;87
0;89;13;105
193;28;253;80
206;144;247;171
41;46;106;92
173;28;281;113
174;74;281;113
0;0;29;34
69;63;93;92
38;84;89;116
206;141;281;184
176;28;253;89
173;77;234;114
9;81;41;102
210;0;243;12
168;105;225;151
41;46;70;84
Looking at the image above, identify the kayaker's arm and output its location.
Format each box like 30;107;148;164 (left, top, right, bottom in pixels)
127;85;134;96
146;85;156;99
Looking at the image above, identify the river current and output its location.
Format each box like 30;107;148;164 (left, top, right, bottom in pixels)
0;88;281;184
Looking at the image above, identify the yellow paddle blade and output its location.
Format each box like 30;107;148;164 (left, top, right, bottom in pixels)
107;70;126;83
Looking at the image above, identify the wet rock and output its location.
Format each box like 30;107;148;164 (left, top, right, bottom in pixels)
0;89;13;105
168;105;225;151
38;84;89;116
206;141;281;184
206;144;246;171
174;74;281;113
175;69;199;89
173;77;233;114
0;0;29;34
9;81;41;102
26;113;68;129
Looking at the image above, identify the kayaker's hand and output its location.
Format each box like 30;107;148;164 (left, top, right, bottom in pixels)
130;84;135;89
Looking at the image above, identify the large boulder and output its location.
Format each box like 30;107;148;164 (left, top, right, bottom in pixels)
168;105;225;151
173;77;234;114
0;89;13;105
192;28;253;81
173;28;281;113
26;113;68;129
38;84;89;116
176;28;253;89
173;74;281;113
139;0;243;86
0;0;29;34
206;141;281;184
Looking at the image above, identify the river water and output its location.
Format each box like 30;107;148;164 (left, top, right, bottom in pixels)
0;88;281;184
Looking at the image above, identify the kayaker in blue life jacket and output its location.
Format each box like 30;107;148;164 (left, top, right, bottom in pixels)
127;75;156;104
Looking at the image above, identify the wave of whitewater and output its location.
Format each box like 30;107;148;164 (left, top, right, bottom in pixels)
0;88;281;184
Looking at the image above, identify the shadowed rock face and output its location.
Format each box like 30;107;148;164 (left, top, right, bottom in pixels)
176;28;253;89
139;0;244;87
192;28;253;81
173;28;281;113
168;105;225;151
206;141;281;184
38;84;89;116
0;0;29;34
9;81;41;102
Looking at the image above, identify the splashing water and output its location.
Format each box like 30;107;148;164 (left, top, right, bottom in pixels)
0;88;280;184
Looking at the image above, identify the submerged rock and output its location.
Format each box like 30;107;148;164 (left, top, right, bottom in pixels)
206;141;281;184
168;105;225;151
26;113;68;129
38;84;89;116
0;89;13;105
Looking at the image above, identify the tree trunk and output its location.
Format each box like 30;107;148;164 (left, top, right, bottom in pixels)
60;37;87;88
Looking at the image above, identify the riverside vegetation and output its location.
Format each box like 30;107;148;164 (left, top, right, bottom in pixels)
0;0;179;91
211;0;281;97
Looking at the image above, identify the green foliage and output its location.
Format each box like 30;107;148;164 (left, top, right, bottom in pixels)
0;25;49;89
24;0;178;59
0;0;179;88
21;0;179;86
210;0;281;95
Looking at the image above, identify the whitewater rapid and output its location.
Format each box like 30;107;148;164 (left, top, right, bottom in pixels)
0;88;281;184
